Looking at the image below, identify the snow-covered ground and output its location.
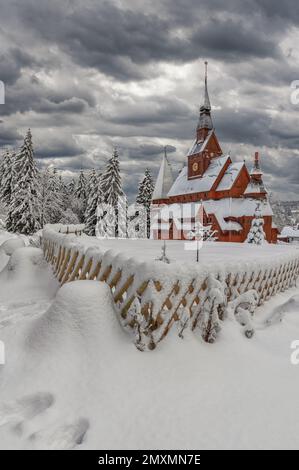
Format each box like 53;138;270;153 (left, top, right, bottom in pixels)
1;230;299;449
71;235;299;264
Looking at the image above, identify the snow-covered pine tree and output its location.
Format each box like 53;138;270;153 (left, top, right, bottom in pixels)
84;169;103;236
74;170;87;223
136;168;154;238
246;202;266;245
40;167;64;225
6;129;41;234
75;170;87;200
67;178;76;196
101;148;125;237
58;208;80;225
0;150;6;187
0;149;15;205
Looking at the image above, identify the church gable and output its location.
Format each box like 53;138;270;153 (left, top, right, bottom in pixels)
214;162;250;197
187;131;223;180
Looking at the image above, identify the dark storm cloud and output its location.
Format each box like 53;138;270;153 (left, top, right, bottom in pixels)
0;48;38;85
5;0;290;82
190;17;280;61
0;125;22;147
0;0;298;199
121;143;177;162
35;97;87;114
0;72;95;117
35;138;84;159
106;97;192;126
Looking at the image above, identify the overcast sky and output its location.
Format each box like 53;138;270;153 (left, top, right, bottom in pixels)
0;0;299;200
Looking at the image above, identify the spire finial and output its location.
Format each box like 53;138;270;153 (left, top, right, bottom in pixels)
205;61;208;83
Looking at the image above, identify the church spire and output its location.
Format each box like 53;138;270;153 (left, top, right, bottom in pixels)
197;61;213;142
152;146;174;202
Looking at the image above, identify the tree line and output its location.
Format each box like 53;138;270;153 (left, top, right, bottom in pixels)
0;129;154;237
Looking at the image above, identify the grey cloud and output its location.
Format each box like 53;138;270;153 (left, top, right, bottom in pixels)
0;48;37;85
0;125;22;147
35;137;84;159
0;0;298;200
35;97;87;114
9;0;288;82
106;97;192;126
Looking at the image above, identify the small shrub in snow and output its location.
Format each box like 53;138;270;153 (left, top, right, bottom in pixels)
227;290;259;338
155;241;170;264
1;238;25;256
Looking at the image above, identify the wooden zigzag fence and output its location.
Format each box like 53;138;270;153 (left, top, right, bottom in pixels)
42;225;299;350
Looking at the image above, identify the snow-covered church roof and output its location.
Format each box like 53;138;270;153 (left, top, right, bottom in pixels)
244;181;267;195
186;130;213;157
152;150;174;200
216;161;244;191
202;197;273;231
153;198;273;233
168;155;229;197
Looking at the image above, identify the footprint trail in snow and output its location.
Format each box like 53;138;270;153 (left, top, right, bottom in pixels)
29;418;90;449
0;392;54;427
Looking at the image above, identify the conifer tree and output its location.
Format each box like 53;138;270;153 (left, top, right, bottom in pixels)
6;129;41;234
40;166;64;225
75;170;87;200
101;149;125;237
246;202;266;245
0;149;15;205
136;168;154;238
84;169;103;236
67;178;76;196
74;170;87;223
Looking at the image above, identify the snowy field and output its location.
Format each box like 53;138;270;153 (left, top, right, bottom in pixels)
74;235;299;264
1;230;299;449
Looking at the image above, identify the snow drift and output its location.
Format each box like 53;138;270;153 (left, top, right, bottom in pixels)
1;244;299;449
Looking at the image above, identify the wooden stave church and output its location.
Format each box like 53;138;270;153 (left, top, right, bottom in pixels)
151;62;278;243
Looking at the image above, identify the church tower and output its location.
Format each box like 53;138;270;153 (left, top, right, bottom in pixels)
196;61;213;142
244;152;267;199
187;62;222;180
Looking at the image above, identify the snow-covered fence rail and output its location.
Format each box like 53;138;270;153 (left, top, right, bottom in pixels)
42;226;299;350
45;223;85;235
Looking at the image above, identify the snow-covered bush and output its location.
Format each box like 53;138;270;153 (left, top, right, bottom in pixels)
58;209;80;226
1;237;25;256
247;202;266;245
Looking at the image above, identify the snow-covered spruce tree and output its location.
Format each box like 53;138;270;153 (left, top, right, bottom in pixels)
101;149;126;237
136;168;154;238
6;129;41;234
84;169;103;236
40;167;64;225
67;177;76;196
75;170;87;200
246;202;266;245
59;208;80;225
0;150;6;188
0;149;15;205
74;170;87;223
